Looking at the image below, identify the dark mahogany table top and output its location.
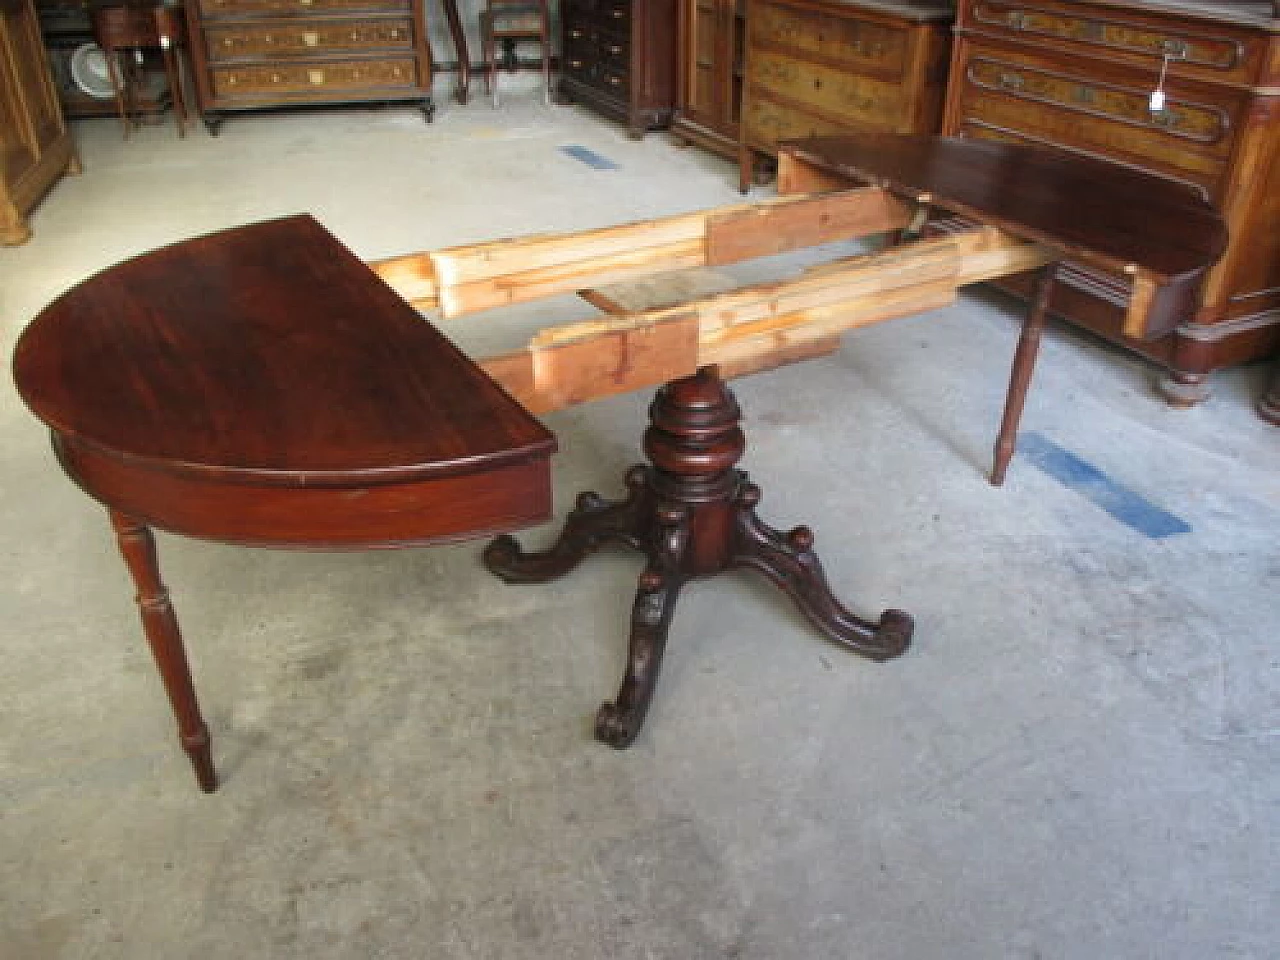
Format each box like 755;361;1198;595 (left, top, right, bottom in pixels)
781;135;1228;286
13;215;555;488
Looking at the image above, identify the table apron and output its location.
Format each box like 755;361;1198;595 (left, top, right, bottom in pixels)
53;435;553;549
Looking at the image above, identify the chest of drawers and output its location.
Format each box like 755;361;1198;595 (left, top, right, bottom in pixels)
942;0;1279;403
185;0;434;133
739;0;953;189
559;0;678;138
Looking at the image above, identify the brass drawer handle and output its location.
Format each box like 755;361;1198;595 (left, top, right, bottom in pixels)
308;69;324;84
1160;38;1188;59
1150;108;1177;127
303;30;318;46
608;44;622;55
569;59;584;69
999;72;1024;91
569;28;582;39
1006;10;1027;29
611;9;624;18
608;75;621;85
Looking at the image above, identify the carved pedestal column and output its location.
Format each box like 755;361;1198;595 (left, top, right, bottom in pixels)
484;367;913;748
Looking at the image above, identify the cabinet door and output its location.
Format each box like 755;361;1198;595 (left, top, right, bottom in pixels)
1;0;65;187
682;0;737;130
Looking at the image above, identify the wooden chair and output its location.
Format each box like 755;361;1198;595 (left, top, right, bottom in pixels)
91;2;188;138
479;0;551;107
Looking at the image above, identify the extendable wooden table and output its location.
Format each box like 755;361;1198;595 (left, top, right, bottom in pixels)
14;135;1226;789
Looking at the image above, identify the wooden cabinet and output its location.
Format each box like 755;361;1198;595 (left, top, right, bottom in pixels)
739;0;953;189
942;0;1280;401
184;0;434;133
672;0;746;158
559;0;678;138
1;0;76;245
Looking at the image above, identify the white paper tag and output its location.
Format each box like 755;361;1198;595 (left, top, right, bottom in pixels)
1149;89;1166;112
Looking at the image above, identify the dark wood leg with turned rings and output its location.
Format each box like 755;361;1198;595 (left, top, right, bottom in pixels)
109;511;217;793
484;367;913;748
991;262;1058;486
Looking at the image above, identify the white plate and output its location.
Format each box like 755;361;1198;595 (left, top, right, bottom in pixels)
69;43;116;99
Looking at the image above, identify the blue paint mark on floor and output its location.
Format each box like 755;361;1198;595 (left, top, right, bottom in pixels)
560;145;620;170
1019;432;1191;539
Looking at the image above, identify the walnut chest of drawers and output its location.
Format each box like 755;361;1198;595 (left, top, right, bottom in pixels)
739;0;953;189
942;0;1280;403
559;0;678;138
185;0;434;133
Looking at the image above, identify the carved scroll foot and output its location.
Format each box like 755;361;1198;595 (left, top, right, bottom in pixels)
732;482;913;661
483;466;648;584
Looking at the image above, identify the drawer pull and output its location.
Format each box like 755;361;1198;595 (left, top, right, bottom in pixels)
608;75;621;85
1073;85;1094;104
1160;38;1188;59
570;59;583;69
998;72;1024;91
611;9;624;18
1150;108;1177;127
569;29;582;39
303;30;318;46
223;37;233;46
309;69;324;85
609;44;622;55
1006;10;1028;29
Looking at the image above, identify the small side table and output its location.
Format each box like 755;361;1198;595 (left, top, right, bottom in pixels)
91;1;188;137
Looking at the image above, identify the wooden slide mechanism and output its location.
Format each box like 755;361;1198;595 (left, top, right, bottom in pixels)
370;184;1059;415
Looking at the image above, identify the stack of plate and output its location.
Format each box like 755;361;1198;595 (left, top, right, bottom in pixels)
69;43;115;99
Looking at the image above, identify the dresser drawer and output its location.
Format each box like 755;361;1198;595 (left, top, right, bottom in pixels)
210;56;420;97
204;18;414;60
742;94;844;149
200;0;408;18
749;47;908;122
564;0;630;32
951;43;1247;194
750;0;908;81
961;0;1268;87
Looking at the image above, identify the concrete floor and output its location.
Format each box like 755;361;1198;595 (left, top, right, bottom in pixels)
3;83;1278;959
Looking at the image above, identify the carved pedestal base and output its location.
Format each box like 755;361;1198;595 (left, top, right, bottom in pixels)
484;368;913;748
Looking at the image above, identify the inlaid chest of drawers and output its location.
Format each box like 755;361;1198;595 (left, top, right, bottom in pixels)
559;0;678;139
185;0;434;133
942;0;1280;403
738;0;954;190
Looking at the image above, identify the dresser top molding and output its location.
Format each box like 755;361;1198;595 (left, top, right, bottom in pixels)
810;0;956;22
966;0;1278;32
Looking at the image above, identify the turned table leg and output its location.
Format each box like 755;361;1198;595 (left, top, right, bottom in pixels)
109;511;217;793
992;262;1058;486
485;367;912;748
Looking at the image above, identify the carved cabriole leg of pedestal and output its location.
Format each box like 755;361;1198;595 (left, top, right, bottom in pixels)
595;504;689;748
109;511;217;793
483;465;650;583
730;483;913;660
992;262;1059;486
